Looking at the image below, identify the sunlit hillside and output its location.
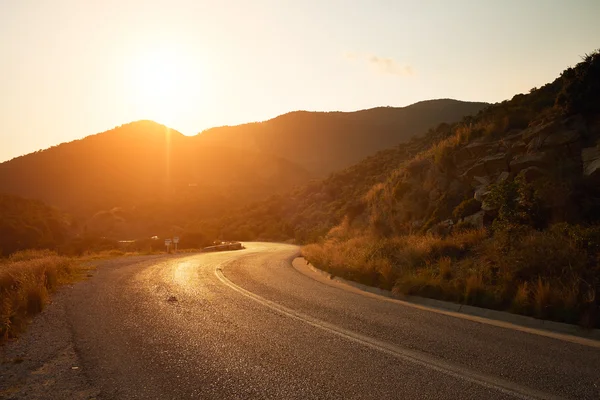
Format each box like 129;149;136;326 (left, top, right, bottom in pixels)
0;101;485;241
0;120;310;238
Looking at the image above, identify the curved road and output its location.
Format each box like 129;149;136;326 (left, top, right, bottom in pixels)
28;243;600;398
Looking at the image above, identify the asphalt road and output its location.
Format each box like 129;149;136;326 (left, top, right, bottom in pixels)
17;243;600;399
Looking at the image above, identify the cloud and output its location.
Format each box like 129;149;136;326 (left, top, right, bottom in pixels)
345;52;414;77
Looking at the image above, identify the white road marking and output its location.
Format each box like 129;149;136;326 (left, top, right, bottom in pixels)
216;267;564;400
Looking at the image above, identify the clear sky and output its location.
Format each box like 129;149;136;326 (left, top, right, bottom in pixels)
1;0;599;162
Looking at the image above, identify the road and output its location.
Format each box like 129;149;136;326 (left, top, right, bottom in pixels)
5;243;600;399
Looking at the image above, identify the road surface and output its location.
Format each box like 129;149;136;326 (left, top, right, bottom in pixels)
3;243;600;399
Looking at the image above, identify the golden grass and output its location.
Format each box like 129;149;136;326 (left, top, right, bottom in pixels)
302;226;599;327
0;251;82;340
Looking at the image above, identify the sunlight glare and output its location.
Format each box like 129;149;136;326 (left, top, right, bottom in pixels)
127;45;206;128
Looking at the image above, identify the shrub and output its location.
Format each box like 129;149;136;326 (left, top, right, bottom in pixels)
452;198;482;221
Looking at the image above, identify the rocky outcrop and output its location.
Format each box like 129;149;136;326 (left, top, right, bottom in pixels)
509;153;549;173
482;153;510;175
462;210;485;228
582;147;600;178
520;166;546;181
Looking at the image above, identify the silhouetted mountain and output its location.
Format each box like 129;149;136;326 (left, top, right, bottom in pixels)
197;99;488;175
0;100;485;239
0;121;310;237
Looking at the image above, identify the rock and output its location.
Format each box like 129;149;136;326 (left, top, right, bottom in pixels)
503;130;524;142
522;120;561;143
519;166;545;181
464;141;495;159
582;147;600;164
482;153;511;175
582;147;600;178
510;141;527;155
509;152;549;173
474;184;490;202
472;175;490;188
462;210;485;228
463;162;487;180
542;129;580;147
496;171;510;183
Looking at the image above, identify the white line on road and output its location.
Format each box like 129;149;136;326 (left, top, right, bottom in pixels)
215;267;564;400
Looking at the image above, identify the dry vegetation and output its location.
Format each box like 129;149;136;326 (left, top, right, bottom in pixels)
303;224;599;327
0;250;84;340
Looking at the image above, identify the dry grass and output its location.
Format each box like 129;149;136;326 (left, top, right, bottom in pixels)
0;247;202;341
0;250;84;340
303;225;600;327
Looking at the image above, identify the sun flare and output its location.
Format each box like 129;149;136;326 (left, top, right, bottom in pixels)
127;46;205;126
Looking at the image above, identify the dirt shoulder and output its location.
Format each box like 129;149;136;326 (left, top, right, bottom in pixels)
0;255;169;400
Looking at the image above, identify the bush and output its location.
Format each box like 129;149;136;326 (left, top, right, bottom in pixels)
452;198;482;221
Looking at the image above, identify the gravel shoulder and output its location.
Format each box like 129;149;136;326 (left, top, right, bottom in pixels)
0;255;170;400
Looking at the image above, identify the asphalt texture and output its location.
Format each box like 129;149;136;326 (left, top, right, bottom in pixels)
2;243;599;399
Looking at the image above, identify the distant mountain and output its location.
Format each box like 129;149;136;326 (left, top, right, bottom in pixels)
197;99;489;175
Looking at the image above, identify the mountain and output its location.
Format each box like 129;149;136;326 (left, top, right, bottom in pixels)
209;50;600;327
197;99;489;175
0;100;486;239
0;121;311;237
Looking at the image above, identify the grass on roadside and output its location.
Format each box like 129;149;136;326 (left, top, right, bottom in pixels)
0;250;90;340
302;225;599;328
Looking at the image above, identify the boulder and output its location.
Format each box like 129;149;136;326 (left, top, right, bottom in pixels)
509;152;549;173
462;210;485;228
474;184;490;202
519;166;546;181
503;130;524;142
496;171;510;182
482;153;511;175
582;147;600;178
522;120;561;143
464;141;496;159
582;147;600;164
472;175;490;187
510;141;527;155
463;162;487;180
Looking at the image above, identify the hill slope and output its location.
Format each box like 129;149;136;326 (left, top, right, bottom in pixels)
0;194;69;256
210;50;600;327
197;99;488;175
0;121;311;237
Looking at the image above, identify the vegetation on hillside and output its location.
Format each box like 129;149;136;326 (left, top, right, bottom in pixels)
0;101;485;242
215;50;600;327
301;50;600;327
0;194;69;257
198;99;488;175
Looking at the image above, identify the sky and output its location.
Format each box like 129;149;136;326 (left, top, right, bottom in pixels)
1;0;599;163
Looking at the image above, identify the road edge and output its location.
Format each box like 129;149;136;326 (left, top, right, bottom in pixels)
291;257;600;347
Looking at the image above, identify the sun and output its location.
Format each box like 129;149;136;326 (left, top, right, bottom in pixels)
127;45;205;126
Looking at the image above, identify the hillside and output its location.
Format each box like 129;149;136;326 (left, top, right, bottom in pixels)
0;100;486;240
0;121;311;238
197;99;488;175
212;50;600;327
0;194;69;256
